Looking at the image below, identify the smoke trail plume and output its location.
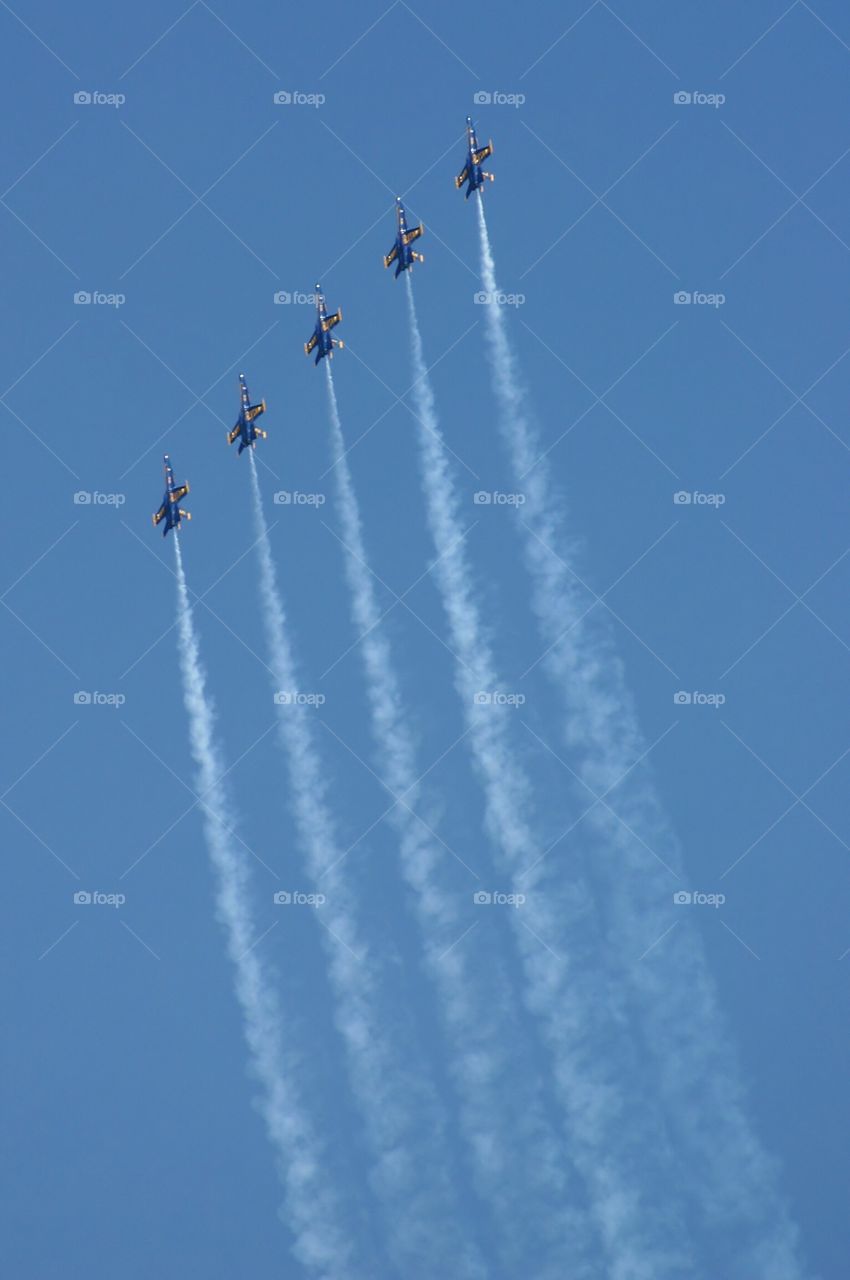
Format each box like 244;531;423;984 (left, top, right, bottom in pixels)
324;363;589;1279
474;197;809;1279
245;452;485;1278
171;535;356;1279
404;273;702;1280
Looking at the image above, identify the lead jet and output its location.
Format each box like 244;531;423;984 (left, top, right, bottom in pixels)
304;285;343;365
383;197;424;277
227;372;267;454
455;117;494;198
152;454;190;536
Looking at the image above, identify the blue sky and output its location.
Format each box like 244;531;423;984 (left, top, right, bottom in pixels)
2;1;849;1276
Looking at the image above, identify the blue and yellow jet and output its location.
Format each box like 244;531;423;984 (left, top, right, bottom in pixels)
383;198;424;277
455;117;494;198
304;285;343;365
152;454;190;536
227;372;267;454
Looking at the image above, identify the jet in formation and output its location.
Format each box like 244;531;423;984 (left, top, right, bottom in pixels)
455;117;494;198
304;285;344;365
383;197;424;277
227;372;267;454
152;454;190;536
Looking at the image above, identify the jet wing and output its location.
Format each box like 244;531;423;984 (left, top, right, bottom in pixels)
455;164;469;189
305;332;318;355
245;401;265;422
171;483;189;502
227;424;242;445
322;309;342;331
472;142;493;164
152;503;166;526
384;243;399;269
403;224;423;245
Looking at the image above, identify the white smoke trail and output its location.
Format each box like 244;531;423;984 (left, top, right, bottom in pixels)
475;198;810;1280
323;363;590;1279
404;277;711;1280
245;451;485;1278
171;535;356;1280
404;273;700;1280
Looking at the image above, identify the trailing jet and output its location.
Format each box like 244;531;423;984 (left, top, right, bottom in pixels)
152;454;190;536
304;285;343;365
455;117;494;198
383;197;424;277
227;372;267;454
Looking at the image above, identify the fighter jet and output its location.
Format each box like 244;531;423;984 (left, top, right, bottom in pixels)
227;372;267;454
304;285;343;365
455;117;494;198
383;197;424;277
152;454;190;536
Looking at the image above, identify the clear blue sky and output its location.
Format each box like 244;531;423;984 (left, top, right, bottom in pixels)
2;2;848;1277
